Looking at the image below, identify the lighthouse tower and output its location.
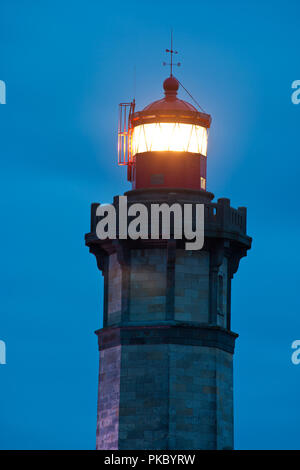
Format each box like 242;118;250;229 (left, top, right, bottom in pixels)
85;70;251;450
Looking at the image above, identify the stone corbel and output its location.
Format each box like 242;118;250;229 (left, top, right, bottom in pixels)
228;247;248;279
89;246;108;275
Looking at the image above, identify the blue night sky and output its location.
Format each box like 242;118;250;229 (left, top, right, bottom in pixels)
0;0;299;450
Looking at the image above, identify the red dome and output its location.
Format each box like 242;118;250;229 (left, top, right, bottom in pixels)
143;97;197;113
130;76;212;129
142;75;198;113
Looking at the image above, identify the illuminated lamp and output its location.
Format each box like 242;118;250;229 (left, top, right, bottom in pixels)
118;75;211;191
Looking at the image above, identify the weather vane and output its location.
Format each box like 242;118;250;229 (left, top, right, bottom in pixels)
163;30;181;76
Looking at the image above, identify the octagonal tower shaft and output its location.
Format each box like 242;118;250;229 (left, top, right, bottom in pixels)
85;189;251;449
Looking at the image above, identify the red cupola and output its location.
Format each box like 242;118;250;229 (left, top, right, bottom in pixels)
118;75;211;191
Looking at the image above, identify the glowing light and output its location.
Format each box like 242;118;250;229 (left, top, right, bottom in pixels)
131;123;208;156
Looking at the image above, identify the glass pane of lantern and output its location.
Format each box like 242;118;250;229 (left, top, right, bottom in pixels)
131;123;208;156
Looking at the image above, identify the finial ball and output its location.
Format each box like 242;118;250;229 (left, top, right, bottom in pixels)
163;76;179;93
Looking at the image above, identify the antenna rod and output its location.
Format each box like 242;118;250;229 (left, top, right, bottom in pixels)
164;30;180;76
170;29;173;76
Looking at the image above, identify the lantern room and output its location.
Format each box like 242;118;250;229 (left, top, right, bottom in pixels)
118;75;211;191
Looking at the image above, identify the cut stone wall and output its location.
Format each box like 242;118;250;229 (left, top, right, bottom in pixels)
106;249;228;327
174;250;210;323
107;253;122;326
215;348;234;449
119;344;169;449
113;342;233;450
96;346;121;450
129;248;167;322
168;344;233;449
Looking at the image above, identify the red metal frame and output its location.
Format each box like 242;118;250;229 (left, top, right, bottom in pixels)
118;100;135;166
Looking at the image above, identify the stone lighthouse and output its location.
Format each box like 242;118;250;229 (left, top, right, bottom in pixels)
85;71;251;450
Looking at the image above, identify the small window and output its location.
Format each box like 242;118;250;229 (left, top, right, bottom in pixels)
151;174;164;185
200;177;206;190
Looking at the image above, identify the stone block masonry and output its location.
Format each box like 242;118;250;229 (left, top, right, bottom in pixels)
96;327;236;450
86;188;252;449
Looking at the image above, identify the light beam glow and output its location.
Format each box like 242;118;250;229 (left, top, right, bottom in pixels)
131;123;208;156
